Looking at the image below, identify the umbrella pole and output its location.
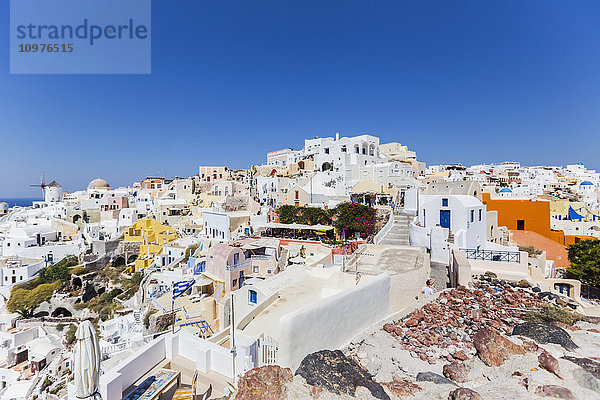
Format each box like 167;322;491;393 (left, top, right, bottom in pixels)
171;282;175;334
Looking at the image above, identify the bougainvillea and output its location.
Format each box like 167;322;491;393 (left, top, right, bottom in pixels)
333;202;376;238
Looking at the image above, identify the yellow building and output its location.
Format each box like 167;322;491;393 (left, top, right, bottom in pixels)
551;200;597;222
124;218;178;272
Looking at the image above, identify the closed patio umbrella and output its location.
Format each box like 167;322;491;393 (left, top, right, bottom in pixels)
75;320;102;399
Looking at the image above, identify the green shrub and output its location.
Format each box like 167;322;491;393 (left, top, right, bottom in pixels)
73;302;89;311
7;281;62;313
56;323;64;332
524;303;583;326
65;324;77;345
143;310;157;329
70;266;87;276
519;245;542;257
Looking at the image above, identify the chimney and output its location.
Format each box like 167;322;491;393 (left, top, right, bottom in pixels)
335;132;339;141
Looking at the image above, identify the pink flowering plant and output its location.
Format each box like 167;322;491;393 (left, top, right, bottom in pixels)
333;202;376;237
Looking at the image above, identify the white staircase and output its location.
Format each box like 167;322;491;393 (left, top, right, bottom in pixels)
378;212;412;246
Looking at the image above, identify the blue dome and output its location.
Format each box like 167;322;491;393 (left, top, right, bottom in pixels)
580;181;594;186
499;188;512;193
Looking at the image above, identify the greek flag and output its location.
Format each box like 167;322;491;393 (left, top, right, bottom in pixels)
172;279;195;299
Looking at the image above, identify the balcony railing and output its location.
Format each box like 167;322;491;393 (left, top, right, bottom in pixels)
226;259;252;271
462;248;520;263
251;255;271;261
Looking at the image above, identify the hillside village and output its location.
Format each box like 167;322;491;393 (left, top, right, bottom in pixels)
1;133;600;399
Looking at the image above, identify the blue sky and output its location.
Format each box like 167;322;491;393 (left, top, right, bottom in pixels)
2;0;600;197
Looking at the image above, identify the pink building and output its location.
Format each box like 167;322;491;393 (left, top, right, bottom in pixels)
204;239;280;293
100;196;129;211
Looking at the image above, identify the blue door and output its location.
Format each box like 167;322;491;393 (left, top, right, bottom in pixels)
440;210;451;229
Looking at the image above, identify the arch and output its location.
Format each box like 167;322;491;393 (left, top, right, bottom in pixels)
127;254;138;264
369;144;375;156
113;256;126;268
362;143;367;155
52;307;72;318
73;214;81;223
321;162;333;172
354;144;360;154
298;160;305;170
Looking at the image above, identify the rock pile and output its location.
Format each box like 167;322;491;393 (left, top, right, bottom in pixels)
382;283;544;364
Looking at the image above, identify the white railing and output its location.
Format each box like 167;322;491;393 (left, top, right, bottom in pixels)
373;210;394;244
259;335;279;366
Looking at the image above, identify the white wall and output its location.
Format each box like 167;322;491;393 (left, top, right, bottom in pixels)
404;188;418;214
277;273;391;370
203;212;230;240
419;195;486;249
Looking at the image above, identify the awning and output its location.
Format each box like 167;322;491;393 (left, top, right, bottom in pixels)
257;222;334;231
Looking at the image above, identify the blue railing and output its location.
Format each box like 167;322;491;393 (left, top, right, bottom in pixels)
462;249;520;263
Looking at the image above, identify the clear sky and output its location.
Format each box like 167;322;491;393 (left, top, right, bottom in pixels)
2;0;600;197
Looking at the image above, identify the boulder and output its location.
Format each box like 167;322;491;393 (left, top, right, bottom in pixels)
512;322;577;351
539;351;562;379
443;362;469;383
533;385;575;400
447;387;483;400
383;376;421;397
295;350;389;400
453;350;468;361
416;371;456;386
572;368;600;394
517;279;532;288
562;356;600;379
583;316;600;324
473;327;525;367
235;365;293;400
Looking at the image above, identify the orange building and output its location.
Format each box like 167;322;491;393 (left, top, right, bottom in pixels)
482;193;594;250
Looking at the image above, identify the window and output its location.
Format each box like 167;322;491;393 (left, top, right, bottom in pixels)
295;190;299;200
249;290;257;304
470;210;474;223
324;148;329;154
442;198;448;207
253;266;259;273
517;220;525;230
233;279;238;287
479;209;482;221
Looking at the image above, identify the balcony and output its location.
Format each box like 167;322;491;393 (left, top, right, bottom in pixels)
226;259;252;271
462;248;520;263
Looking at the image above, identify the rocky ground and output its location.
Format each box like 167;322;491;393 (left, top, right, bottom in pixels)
227;276;600;399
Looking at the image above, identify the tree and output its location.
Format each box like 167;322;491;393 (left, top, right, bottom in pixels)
566;239;600;287
38;256;78;284
276;205;333;225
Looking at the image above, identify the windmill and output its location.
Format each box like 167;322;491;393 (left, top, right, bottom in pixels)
30;172;47;199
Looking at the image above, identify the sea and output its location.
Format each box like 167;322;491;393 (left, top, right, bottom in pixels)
0;198;41;207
